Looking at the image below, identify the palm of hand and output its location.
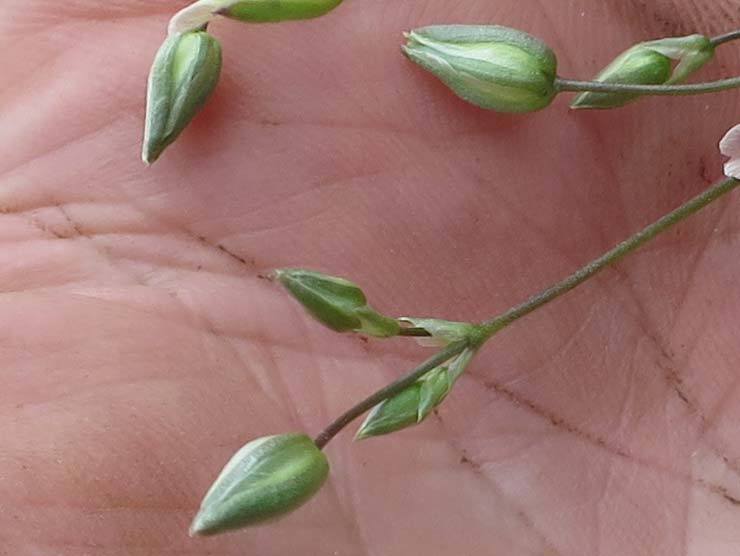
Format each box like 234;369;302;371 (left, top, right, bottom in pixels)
2;1;740;554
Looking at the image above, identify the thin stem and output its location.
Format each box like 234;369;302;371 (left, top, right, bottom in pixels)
555;76;740;96
711;29;740;47
479;176;739;338
313;340;467;449
314;176;739;450
397;326;432;337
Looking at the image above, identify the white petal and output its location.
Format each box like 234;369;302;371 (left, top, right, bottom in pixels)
724;159;740;179
719;123;740;158
168;0;224;36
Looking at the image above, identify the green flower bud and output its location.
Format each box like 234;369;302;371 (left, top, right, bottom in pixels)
168;0;342;35
218;0;343;23
355;348;476;440
142;31;222;165
402;24;558;113
274;268;400;337
190;433;329;536
571;34;714;109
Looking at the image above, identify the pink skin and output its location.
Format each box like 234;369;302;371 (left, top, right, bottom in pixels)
2;1;740;554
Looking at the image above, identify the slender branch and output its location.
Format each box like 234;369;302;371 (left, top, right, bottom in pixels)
479;176;739;337
710;29;740;47
313;340;467;449
555;76;740;96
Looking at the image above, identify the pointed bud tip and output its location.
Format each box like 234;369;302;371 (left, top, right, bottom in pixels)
188;520;205;537
188;510;219;537
266;268;283;282
569;97;599;110
353;419;390;440
353;428;372;441
141;147;159;166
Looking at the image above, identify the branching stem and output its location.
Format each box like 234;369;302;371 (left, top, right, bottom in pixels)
315;176;740;448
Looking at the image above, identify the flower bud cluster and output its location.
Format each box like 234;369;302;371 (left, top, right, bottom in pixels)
403;26;717;113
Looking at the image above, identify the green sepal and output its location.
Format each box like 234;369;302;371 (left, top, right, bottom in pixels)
417;366;452;421
647;35;715;84
446;346;477;382
403;24;558;113
190;433;329;536
276;268;365;332
354;382;425;440
143;31;222;164
355;307;402;338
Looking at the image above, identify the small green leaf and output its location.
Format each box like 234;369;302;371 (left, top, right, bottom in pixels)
354;307;401;338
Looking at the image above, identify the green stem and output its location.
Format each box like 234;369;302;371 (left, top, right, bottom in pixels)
555;76;740;96
710;29;740;47
313;340;467;449
479;176;739;338
314;176;739;449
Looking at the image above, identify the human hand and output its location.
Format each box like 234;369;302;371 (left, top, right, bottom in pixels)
2;1;740;554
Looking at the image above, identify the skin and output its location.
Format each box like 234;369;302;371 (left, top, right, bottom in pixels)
1;0;740;554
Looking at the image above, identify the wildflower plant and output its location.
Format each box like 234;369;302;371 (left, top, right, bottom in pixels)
137;0;740;537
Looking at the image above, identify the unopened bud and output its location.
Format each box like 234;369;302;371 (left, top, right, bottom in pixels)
218;0;343;23
571;34;714;109
190;433;329;536
168;0;342;34
355;348;476;440
402;24;558;113
142;31;222;164
275;268;400;337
